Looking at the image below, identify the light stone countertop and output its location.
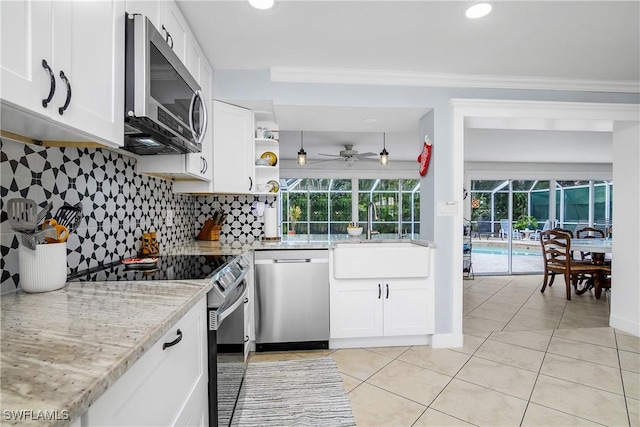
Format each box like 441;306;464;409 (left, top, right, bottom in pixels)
163;237;435;254
0;279;212;427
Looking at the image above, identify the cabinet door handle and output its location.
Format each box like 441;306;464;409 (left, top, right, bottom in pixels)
244;297;249;304
248;177;253;191
58;70;71;115
386;283;389;299
244;335;250;343
161;25;173;48
378;283;381;299
41;59;56;108
200;156;206;174
162;329;182;350
203;158;208;174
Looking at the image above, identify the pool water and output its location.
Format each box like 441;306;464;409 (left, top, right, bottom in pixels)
472;246;541;256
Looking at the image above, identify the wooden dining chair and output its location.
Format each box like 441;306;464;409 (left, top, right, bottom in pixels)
539;229;606;300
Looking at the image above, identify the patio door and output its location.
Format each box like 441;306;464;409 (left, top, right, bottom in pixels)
470;180;545;275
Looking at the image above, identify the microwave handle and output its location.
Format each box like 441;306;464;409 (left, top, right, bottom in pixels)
198;90;208;145
188;90;208;146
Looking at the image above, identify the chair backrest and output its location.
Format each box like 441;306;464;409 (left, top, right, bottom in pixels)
542;219;552;232
500;219;511;232
576;227;605;239
540;229;571;272
552;227;574;238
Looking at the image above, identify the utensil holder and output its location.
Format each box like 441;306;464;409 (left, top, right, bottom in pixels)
19;242;67;293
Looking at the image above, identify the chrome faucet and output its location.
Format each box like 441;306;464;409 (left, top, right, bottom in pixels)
366;202;378;239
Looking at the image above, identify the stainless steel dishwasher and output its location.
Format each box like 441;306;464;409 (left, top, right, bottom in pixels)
254;249;329;351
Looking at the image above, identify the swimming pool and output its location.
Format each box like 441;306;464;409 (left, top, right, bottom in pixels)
472;246;541;256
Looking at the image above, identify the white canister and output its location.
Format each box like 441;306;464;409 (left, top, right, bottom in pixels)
19;242;68;293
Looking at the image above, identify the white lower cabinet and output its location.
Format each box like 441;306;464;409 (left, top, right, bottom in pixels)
83;298;208;426
330;279;432;339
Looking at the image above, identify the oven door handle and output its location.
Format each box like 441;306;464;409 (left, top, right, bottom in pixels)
216;282;248;326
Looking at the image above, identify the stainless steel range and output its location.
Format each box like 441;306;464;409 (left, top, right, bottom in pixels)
68;253;250;427
206;255;250;427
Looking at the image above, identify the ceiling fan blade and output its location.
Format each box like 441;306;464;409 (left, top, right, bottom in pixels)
307;158;342;164
318;153;343;157
356;152;377;157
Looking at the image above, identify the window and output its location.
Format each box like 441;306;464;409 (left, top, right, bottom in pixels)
280;178;420;239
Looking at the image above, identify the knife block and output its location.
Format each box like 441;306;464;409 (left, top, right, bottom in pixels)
197;219;221;241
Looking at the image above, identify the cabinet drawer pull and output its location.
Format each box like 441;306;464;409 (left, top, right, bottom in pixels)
58;70;71;115
386;283;389;299
162;329;182;350
378;283;381;299
248;177;253;191
41;59;56;108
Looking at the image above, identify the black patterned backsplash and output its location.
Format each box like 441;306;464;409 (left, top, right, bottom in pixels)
1;138;275;293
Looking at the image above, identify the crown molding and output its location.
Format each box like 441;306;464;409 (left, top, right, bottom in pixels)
270;66;640;94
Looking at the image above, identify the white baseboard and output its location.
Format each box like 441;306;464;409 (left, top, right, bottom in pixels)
610;315;640;337
431;333;464;348
330;335;431;349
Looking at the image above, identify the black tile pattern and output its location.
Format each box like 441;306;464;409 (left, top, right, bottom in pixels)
1;139;198;292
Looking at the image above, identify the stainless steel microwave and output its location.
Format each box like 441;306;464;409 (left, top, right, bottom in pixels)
123;14;207;155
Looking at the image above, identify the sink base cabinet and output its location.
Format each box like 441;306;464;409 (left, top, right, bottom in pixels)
330;280;433;339
82;298;208;426
329;244;435;347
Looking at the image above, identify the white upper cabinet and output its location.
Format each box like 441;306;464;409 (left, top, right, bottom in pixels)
212;101;256;194
1;1;52;115
0;0;124;148
160;1;190;65
125;0;189;64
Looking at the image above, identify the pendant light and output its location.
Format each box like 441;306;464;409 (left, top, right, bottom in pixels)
380;132;389;165
297;131;307;165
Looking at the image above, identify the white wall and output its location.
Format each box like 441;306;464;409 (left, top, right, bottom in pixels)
465;129;612;163
611;121;640;336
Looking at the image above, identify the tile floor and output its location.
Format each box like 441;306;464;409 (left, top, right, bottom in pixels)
249;275;640;426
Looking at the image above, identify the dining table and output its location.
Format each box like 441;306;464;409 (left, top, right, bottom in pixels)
571;238;612;298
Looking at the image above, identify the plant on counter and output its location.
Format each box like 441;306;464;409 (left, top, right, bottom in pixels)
515;215;538;231
288;205;302;234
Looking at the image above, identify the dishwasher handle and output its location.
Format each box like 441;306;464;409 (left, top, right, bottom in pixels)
255;258;328;264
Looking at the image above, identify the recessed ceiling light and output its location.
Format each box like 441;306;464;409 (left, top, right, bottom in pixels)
249;0;274;10
363;118;378;124
465;2;493;19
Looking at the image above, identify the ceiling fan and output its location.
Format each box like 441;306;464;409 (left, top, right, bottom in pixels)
315;144;378;166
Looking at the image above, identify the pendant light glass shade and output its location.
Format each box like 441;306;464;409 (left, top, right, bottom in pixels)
297;131;307;165
380;133;389;165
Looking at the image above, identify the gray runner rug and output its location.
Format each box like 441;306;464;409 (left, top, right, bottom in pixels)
232;357;356;426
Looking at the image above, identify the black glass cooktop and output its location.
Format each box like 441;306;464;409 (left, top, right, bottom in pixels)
67;255;236;283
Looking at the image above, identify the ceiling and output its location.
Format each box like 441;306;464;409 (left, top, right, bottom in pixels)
178;0;639;163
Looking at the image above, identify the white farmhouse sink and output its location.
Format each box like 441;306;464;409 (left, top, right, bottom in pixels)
333;242;430;279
